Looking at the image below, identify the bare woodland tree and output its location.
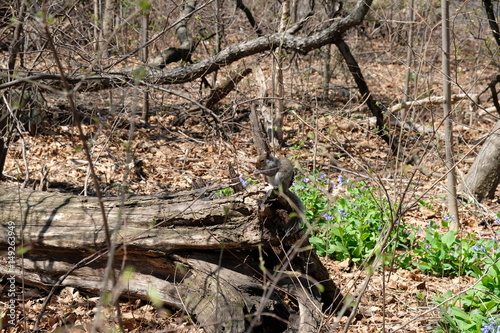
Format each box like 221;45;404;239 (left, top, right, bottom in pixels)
462;0;500;202
441;0;459;229
2;0;500;331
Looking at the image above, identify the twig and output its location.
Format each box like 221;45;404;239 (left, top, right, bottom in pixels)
39;11;121;332
33;250;107;331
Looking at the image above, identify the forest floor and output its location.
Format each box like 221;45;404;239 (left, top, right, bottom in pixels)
2;25;500;333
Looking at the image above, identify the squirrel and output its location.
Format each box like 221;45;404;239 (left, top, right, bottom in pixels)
254;152;305;224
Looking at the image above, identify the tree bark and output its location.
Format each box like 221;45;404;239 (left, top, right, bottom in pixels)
99;0;115;58
236;0;263;37
0;184;347;332
482;0;500;47
462;121;500;202
150;0;196;68
442;0;459;228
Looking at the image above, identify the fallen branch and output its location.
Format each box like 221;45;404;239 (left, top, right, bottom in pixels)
390;93;479;113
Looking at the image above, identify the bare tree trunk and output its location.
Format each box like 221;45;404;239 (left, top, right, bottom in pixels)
235;0;263;36
141;5;150;122
0;101;8;179
99;0;115;58
462;121;500;202
442;0;459;229
2;0;375;93
150;0;196;68
93;0;100;52
323;45;332;99
1;0;27;178
272;0;290;147
482;0;500;47
403;0;415;104
211;0;224;88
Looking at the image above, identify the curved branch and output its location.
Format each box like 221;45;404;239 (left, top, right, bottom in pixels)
0;0;373;91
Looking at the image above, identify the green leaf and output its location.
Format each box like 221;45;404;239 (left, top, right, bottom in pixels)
132;67;148;81
442;231;457;247
139;0;152;12
448;306;470;323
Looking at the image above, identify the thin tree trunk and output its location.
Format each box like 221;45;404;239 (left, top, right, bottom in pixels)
442;0;459;229
150;0;196;68
93;0;100;52
1;0;27;178
482;0;500;47
235;0;263;36
403;0;415;104
272;0;290;147
99;0;115;58
323;45;332;99
211;0;223;88
141;6;150;122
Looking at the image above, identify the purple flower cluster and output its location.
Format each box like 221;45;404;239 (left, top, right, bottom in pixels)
481;317;500;333
239;174;248;187
472;244;486;252
331;174;346;190
323;213;334;221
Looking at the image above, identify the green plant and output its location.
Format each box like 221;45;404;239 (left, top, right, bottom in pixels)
433;260;500;333
397;219;499;277
212;176;258;198
292;171;330;222
293;173;401;263
213;187;234;198
434;297;489;333
462;260;500;314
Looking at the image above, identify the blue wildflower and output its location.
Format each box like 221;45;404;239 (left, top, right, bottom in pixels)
481;317;500;333
239;174;248;187
323;213;334;221
472;244;486;252
337;174;345;187
443;215;455;223
338;209;347;220
318;172;327;180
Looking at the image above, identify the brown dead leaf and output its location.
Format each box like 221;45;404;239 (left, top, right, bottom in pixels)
420;207;436;219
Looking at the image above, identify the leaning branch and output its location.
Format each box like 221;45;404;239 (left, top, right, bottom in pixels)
0;0;373;92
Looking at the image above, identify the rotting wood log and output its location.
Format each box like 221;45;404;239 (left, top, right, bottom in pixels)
0;184;347;333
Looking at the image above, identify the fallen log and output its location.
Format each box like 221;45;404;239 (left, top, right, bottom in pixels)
0;184;347;332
